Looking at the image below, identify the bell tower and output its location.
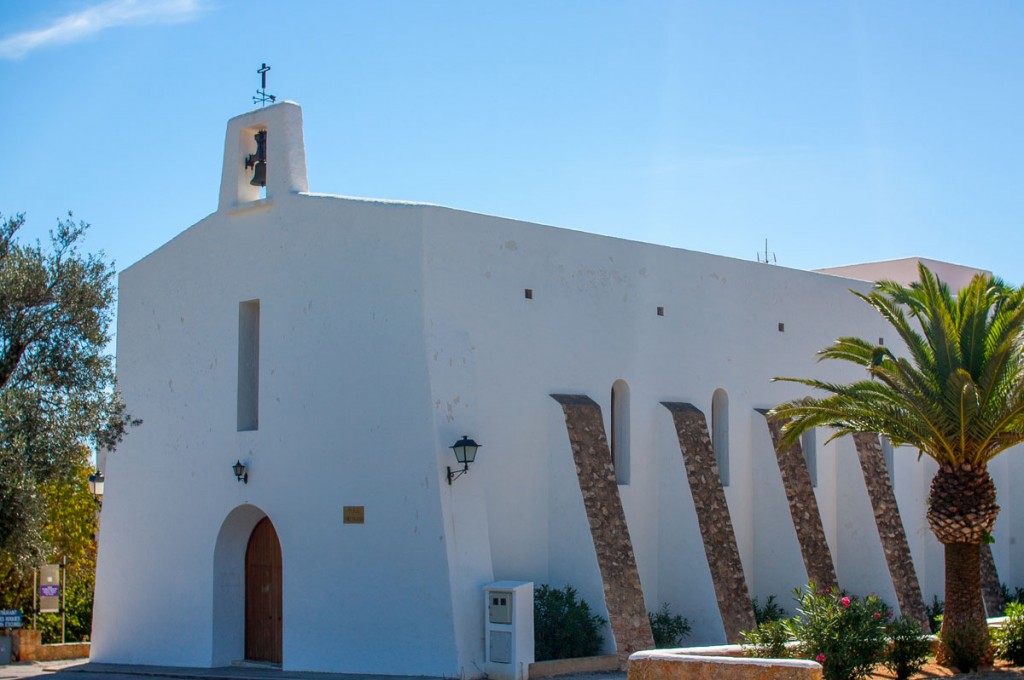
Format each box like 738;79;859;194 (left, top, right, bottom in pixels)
218;100;308;212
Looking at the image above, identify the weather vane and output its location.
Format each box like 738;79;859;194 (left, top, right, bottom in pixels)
253;63;277;107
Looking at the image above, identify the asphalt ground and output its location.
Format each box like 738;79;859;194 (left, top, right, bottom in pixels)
0;660;626;680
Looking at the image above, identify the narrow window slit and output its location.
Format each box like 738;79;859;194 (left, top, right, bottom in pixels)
237;300;260;431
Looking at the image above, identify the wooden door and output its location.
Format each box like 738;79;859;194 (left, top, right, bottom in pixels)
245;517;282;664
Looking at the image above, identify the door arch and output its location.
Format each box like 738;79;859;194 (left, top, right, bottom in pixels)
245;517;282;664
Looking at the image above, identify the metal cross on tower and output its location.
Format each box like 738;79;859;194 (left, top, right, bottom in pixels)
253;63;277;107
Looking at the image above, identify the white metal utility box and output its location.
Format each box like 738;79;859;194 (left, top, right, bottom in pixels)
484;581;534;680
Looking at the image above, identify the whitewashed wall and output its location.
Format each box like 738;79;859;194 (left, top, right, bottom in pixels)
94;101;1022;675
94;194;463;675
414;204;954;644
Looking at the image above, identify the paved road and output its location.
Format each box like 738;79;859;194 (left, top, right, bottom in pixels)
1;660;88;680
0;661;626;680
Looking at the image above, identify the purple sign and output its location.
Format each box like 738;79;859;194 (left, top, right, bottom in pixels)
39;584;59;598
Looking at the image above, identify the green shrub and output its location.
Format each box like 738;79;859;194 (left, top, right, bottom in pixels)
648;603;691;648
994;601;1024;666
741;619;792;659
533;584;606;661
752;594;786;624
925;595;944;634
883;616;932;680
940;621;986;673
1001;583;1024;607
784;585;889;680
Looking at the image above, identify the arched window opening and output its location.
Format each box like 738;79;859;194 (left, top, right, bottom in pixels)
712;389;729;486
611;380;631;485
802;428;817;487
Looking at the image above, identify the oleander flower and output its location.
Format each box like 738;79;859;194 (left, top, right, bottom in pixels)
841;597;851;607
816;653;826;663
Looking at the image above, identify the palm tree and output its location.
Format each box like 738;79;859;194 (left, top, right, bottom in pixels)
770;263;1024;670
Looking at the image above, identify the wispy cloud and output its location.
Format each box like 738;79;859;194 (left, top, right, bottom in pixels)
0;0;204;60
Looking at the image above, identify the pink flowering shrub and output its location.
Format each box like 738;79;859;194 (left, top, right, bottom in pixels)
784;584;890;680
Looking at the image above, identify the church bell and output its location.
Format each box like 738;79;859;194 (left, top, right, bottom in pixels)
249;161;267;187
245;130;268;187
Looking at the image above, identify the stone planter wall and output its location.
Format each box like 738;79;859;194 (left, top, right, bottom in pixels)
628;650;823;680
529;655;620;677
9;629;89;661
11;629;40;662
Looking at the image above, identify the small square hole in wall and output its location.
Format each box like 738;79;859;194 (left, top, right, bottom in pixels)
879;337;885;345
657;306;664;316
778;322;785;332
524;288;533;299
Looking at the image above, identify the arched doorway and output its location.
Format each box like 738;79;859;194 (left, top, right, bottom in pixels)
245;517;282;664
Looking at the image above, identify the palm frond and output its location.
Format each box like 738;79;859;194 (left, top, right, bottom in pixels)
772;263;1024;468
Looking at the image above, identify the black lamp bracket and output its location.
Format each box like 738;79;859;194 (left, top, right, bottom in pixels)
447;464;469;485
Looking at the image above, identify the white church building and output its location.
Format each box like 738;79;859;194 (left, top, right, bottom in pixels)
92;101;1023;677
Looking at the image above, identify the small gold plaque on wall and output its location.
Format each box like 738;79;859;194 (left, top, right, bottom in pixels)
343;506;365;524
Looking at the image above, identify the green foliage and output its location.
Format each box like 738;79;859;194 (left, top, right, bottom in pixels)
752;594;786;624
0;555;33;617
648;603;691;648
1001;583;1024;606
925;595;944;634
783;585;890;680
771;263;1024;468
941;621;986;673
883;616;932;680
743;594;790;658
741;619;791;659
993;601;1024;666
39;456;99;564
0;459;97;642
0;212;137;566
771;264;1024;662
533;584;606;661
35;561;94;643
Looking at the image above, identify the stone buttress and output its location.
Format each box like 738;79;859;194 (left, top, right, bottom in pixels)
851;433;928;628
759;411;838;592
662;401;756;642
551;394;654;666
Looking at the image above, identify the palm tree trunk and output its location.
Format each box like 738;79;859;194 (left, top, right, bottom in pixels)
937;542;990;670
927;464;998;669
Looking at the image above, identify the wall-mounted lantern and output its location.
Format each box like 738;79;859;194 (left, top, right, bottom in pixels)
447;436;480;485
233;460;249;484
87;470;104;496
87;470;105;503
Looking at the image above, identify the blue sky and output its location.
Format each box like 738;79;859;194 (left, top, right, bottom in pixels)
2;0;1022;297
